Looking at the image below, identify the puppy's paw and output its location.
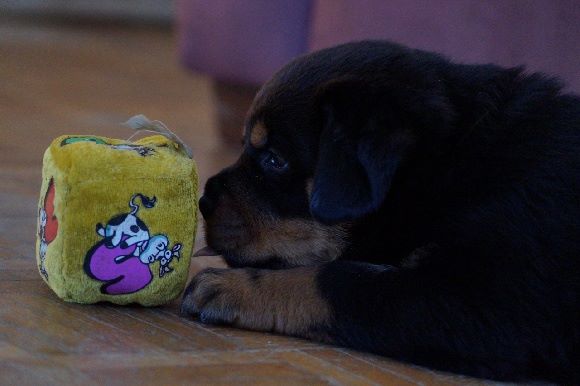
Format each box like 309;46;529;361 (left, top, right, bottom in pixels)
181;267;259;326
180;267;333;340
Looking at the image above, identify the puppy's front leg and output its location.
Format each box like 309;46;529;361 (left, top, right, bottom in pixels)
180;267;333;341
181;261;555;382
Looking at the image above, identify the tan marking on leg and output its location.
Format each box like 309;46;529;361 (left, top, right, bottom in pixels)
249;122;268;148
181;267;333;341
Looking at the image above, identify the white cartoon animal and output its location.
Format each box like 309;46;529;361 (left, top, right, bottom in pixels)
97;194;155;262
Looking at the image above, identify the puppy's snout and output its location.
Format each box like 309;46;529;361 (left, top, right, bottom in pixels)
199;174;226;219
199;195;215;219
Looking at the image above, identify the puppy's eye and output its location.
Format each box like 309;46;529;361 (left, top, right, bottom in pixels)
262;150;288;171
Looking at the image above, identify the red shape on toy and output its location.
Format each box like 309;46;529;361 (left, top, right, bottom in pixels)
44;178;58;243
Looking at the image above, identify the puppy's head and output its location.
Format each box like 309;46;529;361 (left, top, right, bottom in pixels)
199;41;453;268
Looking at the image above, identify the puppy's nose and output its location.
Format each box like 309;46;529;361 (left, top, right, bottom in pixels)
199;195;215;219
200;169;234;219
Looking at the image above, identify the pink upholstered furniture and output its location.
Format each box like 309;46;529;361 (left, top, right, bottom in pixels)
177;0;580;91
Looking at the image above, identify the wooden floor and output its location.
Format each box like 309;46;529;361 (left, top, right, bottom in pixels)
0;19;496;385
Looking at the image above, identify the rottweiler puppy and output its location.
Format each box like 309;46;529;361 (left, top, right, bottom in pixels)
181;41;579;383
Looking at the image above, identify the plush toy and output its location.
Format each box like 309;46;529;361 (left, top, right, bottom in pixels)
36;116;198;306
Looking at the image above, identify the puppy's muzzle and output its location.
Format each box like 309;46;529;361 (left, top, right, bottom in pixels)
199;195;215;219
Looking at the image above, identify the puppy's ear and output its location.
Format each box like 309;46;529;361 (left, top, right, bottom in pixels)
310;79;412;224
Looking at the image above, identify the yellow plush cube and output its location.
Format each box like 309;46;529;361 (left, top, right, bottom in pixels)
36;134;198;306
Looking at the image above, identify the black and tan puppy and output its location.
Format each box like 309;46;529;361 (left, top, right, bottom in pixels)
181;41;580;383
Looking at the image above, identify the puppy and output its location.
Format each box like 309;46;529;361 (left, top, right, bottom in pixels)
181;41;580;383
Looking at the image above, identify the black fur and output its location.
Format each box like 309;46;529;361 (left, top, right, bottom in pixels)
199;41;580;383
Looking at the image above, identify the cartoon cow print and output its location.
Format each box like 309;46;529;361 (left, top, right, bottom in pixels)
84;193;182;295
97;194;155;258
141;235;182;277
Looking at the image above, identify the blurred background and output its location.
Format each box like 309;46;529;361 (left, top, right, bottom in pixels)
1;0;579;266
2;0;579;174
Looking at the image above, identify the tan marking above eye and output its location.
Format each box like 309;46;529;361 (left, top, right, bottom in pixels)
250;122;268;148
